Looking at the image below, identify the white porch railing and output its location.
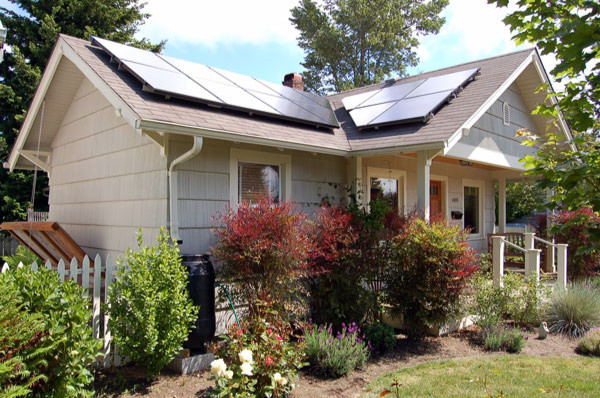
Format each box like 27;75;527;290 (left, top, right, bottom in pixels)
27;209;50;222
492;233;567;288
1;255;119;368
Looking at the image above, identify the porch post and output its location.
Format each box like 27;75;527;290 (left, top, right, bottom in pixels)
557;243;568;288
492;236;505;288
348;156;363;207
498;176;506;233
416;150;435;221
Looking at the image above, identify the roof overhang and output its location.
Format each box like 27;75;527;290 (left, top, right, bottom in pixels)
443;48;573;157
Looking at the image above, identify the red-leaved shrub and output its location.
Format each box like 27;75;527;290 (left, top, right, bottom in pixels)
385;218;479;337
535;207;600;279
211;197;313;317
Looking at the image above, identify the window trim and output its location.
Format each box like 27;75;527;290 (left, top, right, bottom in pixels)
366;167;407;215
462;178;485;239
229;148;292;206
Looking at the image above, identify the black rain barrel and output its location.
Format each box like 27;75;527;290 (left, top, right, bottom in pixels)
181;254;216;349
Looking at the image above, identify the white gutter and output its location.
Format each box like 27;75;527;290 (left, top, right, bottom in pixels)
169;136;203;244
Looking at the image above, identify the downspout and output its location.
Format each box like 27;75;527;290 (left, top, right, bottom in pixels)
169;136;203;244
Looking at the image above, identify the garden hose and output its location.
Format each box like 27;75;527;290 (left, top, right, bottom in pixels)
216;282;240;327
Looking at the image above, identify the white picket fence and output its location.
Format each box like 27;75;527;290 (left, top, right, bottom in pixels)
1;255;120;368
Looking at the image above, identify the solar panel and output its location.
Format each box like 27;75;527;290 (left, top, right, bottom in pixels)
91;36;339;128
120;60;222;103
342;67;480;129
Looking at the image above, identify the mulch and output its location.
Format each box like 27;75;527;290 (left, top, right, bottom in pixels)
94;325;580;398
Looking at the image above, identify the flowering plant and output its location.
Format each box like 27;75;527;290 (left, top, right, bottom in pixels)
209;303;307;397
304;322;370;378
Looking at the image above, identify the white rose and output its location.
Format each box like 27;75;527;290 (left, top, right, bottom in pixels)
273;372;287;386
210;359;227;378
225;370;234;380
238;349;254;364
240;362;253;376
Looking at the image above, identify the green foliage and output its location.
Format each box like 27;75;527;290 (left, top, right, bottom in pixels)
385;218;479;338
488;1;600;242
0;0;163;225
304;323;369;378
107;228;198;378
362;321;396;356
1;245;40;268
469;272;550;331
210;303;306;397
546;282;600;338
483;326;526;353
577;331;600;357
499;182;545;223
290;0;448;94
1;266;102;396
0;280;47;397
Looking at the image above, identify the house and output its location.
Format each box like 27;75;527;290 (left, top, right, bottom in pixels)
4;35;571;259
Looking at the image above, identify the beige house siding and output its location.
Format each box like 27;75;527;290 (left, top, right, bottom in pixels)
49;78;167;258
169;136;347;256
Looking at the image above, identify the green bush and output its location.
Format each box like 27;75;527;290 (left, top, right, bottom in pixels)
107;228;198;378
1;245;39;268
385;218;479;338
546;282;600;337
0;281;47;397
577;331;600;356
469;272;549;331
1;266;102;397
363;322;396;356
304;323;369;378
484;326;526;353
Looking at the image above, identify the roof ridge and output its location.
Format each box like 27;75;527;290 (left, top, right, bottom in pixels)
327;47;535;98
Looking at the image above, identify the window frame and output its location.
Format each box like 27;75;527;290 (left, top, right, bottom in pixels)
462;178;485;239
229;148;292;206
366;167;407;215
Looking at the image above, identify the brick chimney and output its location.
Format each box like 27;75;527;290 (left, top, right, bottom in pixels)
283;73;304;91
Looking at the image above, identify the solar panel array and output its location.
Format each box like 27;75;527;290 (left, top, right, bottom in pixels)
91;37;338;128
342;68;480;129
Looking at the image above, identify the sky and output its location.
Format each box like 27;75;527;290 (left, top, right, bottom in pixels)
0;0;556;86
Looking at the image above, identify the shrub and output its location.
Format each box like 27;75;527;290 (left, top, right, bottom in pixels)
363;322;396;356
108;228;198;378
304;322;369;378
385;218;479;337
1;266;102;396
577;331;600;356
534;208;600;279
211;197;313;318
469;272;550;330
483;326;526;353
1;245;39;268
546;282;600;337
210;303;306;397
307;199;409;326
0;280;47;397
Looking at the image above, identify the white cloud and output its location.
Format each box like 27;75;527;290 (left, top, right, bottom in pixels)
137;0;302;48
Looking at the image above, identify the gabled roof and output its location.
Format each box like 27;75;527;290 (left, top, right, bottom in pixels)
6;34;570;172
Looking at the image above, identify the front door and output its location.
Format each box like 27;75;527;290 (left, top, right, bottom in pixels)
430;180;442;219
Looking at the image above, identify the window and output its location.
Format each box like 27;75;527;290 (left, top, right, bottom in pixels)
366;167;406;213
238;162;280;204
463;179;484;237
370;177;398;211
503;102;510;126
230;148;291;206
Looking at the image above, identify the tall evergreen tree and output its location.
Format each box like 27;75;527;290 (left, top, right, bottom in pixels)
290;0;448;94
0;0;163;224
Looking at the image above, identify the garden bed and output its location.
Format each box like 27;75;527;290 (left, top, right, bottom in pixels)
94;326;581;398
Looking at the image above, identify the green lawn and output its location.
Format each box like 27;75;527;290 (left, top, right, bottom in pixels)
363;356;600;398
